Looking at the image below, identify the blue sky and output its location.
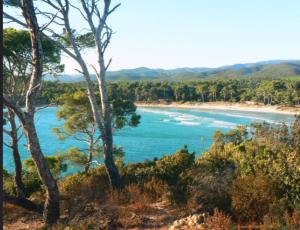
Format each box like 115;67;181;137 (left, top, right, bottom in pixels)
4;0;300;73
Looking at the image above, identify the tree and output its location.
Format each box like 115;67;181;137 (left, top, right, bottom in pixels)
53;90;140;173
209;85;218;101
220;86;230;101
196;84;208;102
3;27;62;199
3;110;26;198
4;0;61;224
21;0;124;189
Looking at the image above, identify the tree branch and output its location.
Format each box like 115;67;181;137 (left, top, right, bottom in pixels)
17;132;25;142
3;128;12;137
3;142;12;149
108;3;121;15
35;104;49;112
3;12;27;27
3;95;25;124
105;58;112;71
3;11;78;60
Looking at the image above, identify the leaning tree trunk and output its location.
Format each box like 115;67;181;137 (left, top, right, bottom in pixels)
7;109;26;198
21;0;60;224
22;115;59;224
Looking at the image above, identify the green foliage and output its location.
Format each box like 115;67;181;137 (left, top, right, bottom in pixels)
155;145;195;185
112;99;141;129
4;27;63;75
52;89;140;173
54;91;95;135
122;145;195;204
106;79;300;106
196;116;300;221
21;171;44;195
54;90;140;135
3;28;64;106
2;168;10;178
34;78;300;107
64;147;100;168
23;155;67;179
4;155;67;196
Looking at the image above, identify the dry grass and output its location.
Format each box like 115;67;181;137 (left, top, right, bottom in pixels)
125;184;153;213
284;210;300;229
3;203;44;230
206;208;232;230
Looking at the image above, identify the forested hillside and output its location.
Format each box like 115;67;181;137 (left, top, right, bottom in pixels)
47;60;300;82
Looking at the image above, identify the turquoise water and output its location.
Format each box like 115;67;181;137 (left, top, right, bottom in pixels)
3;107;294;172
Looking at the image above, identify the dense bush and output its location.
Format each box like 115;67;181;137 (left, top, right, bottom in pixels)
231;174;280;222
121;145;195;204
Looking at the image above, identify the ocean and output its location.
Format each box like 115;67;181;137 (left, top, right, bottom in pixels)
3;107;294;172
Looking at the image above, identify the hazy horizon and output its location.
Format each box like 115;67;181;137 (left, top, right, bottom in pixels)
53;59;299;74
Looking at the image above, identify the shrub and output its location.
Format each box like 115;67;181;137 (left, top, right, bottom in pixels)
232;174;280;222
24;154;67;179
3;170;42;197
125;183;152;213
22;171;43;195
188;150;236;214
143;178;169;200
60;172;110;201
187;171;233;214
3;174;16;196
155;146;195;185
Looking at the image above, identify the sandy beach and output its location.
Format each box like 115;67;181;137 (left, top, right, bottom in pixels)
135;102;300;115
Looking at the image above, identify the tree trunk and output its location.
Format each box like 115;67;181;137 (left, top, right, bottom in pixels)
4;192;43;213
61;10;105;135
85;137;94;174
89;0;123;188
22;115;60;224
7;109;26;198
103;133;123;188
97;67;123;189
21;0;60;224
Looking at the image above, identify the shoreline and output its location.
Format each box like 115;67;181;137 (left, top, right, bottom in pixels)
135;102;300;115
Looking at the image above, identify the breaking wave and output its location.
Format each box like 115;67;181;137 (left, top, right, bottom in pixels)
139;108;238;128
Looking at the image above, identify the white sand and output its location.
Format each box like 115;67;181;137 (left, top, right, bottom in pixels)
135;102;300;115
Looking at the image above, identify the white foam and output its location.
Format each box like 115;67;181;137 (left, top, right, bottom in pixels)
204;111;281;124
140;108;239;128
178;121;201;126
210;120;238;129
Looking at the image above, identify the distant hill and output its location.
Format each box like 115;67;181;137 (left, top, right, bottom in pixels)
45;60;300;82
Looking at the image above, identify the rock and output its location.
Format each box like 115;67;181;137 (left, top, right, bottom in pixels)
169;213;208;229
